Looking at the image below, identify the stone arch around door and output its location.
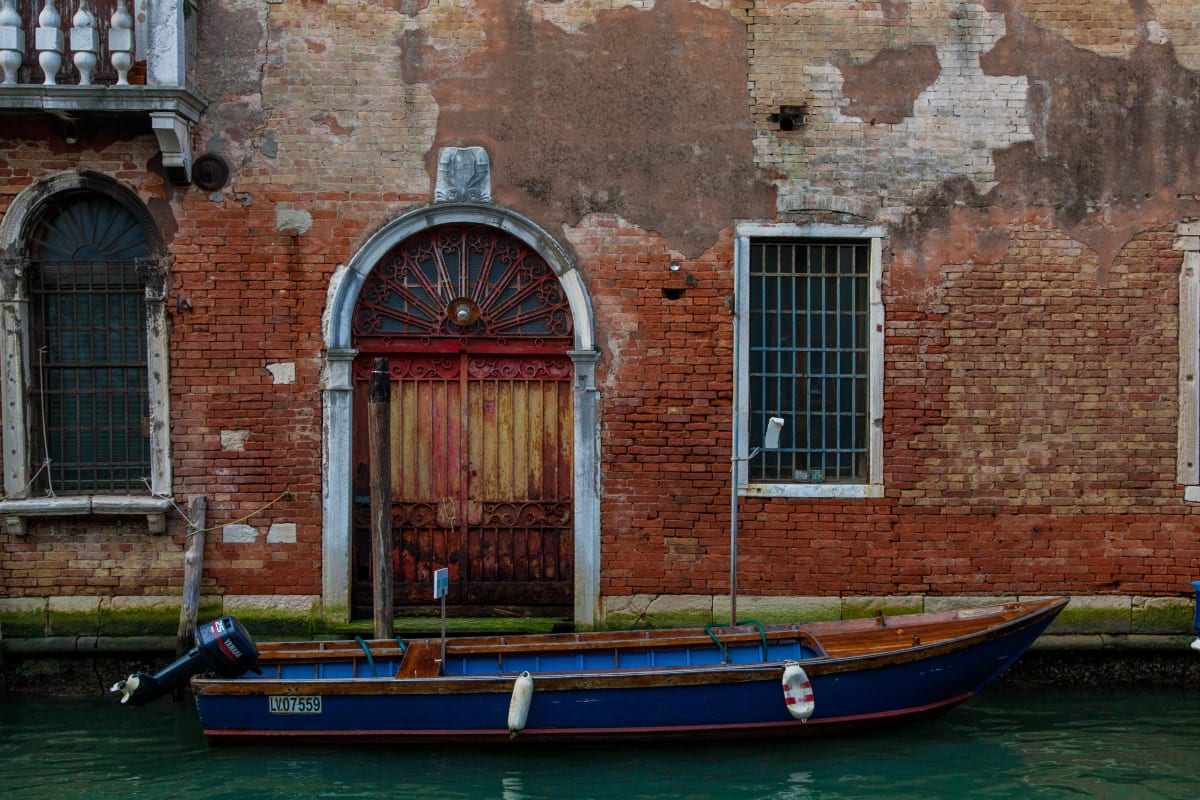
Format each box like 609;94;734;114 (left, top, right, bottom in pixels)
322;204;599;627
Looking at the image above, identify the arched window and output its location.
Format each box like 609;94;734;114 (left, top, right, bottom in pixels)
27;193;151;494
0;173;172;534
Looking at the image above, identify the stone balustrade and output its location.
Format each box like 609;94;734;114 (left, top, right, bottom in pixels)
0;0;205;184
0;0;134;87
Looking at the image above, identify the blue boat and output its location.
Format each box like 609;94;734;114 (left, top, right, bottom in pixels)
116;597;1066;744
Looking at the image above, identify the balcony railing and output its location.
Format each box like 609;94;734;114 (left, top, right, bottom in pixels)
2;0;137;87
0;0;205;183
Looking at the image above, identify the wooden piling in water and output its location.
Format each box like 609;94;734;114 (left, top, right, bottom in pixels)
177;496;207;656
368;357;394;639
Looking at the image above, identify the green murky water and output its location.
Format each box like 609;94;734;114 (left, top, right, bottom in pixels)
1;688;1198;799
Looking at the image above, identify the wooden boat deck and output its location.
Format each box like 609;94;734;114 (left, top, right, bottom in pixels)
240;599;1060;680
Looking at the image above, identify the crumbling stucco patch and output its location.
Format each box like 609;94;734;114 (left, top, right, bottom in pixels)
267;523;297;543
755;0;1032;222
266;362;297;384
836;45;941;125
222;524;259;543
195;0;269;170
971;2;1200;281
251;0;440;194
406;0;775;258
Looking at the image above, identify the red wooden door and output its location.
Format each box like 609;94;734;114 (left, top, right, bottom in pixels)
350;224;574;616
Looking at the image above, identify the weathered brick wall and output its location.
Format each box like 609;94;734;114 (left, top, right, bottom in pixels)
0;519;182;596
586;219;1198;600
3;0;1200;622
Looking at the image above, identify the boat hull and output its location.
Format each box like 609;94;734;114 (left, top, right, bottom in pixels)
193;599;1065;744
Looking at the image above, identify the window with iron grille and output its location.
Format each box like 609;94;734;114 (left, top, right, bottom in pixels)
27;194;151;495
736;226;884;495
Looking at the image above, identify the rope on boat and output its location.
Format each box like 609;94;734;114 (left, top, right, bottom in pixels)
354;637;378;677
395;635;408;655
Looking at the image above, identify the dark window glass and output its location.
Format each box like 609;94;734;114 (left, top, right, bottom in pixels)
28;193;150;494
749;240;869;483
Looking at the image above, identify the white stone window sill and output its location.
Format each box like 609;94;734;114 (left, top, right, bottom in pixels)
742;483;885;499
1185;486;1200;503
0;496;171;535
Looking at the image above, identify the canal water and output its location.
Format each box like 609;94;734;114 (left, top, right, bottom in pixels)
1;687;1198;799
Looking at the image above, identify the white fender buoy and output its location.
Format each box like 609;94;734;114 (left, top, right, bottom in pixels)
507;671;534;735
781;662;815;721
1191;637;1200;653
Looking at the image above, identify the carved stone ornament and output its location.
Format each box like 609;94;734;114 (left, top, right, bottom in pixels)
435;146;492;203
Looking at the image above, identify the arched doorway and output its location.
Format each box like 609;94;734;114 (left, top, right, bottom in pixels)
322;203;599;627
349;222;576;616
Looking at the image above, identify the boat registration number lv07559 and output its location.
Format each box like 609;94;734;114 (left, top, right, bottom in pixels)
268;695;322;714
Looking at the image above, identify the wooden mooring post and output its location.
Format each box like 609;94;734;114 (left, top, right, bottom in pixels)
368;357;394;639
177;496;207;656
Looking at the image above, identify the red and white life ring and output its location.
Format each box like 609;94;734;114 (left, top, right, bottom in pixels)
781;662;815;721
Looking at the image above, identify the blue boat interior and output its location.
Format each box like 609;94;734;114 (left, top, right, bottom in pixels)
262;638;822;681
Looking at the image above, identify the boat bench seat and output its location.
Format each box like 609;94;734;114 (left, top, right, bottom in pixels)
396;639;442;678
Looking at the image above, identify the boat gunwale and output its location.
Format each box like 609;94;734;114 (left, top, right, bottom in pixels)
190;598;1067;697
249;597;1065;661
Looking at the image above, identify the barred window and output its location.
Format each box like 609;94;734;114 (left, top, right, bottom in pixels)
28;193;150;495
736;226;883;495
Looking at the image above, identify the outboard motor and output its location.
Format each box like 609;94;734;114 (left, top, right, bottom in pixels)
111;616;259;706
1192;581;1200;653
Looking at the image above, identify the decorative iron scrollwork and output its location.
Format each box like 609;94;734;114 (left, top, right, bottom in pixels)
480;502;572;528
352;224;573;348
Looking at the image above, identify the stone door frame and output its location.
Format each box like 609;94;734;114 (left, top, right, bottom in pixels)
322;203;600;627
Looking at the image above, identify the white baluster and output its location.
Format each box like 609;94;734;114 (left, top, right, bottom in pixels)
108;0;133;85
35;0;63;85
71;0;98;84
0;0;25;86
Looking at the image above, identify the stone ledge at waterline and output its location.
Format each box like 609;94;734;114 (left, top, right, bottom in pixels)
0;595;324;644
0;594;1196;652
600;594;1200;650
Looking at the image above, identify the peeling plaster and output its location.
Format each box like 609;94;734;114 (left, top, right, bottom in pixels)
405;0;775;258
194;0;269;170
758;0;1032;225
868;1;1200;288
836;45;941;125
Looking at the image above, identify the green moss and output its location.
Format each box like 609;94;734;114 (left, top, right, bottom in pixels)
841;596;924;620
1049;600;1131;635
1131;599;1193;634
99;603;180;637
640;608;714;628
731;597;842;625
0;601;47;637
229;609;315;638
47;608;100;637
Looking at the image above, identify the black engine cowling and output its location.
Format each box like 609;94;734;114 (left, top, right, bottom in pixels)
111;616;259;706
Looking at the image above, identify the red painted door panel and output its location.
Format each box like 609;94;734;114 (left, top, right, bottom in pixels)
350;223;575;617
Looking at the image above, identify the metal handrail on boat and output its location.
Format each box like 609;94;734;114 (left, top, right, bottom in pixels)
704;620;769;662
